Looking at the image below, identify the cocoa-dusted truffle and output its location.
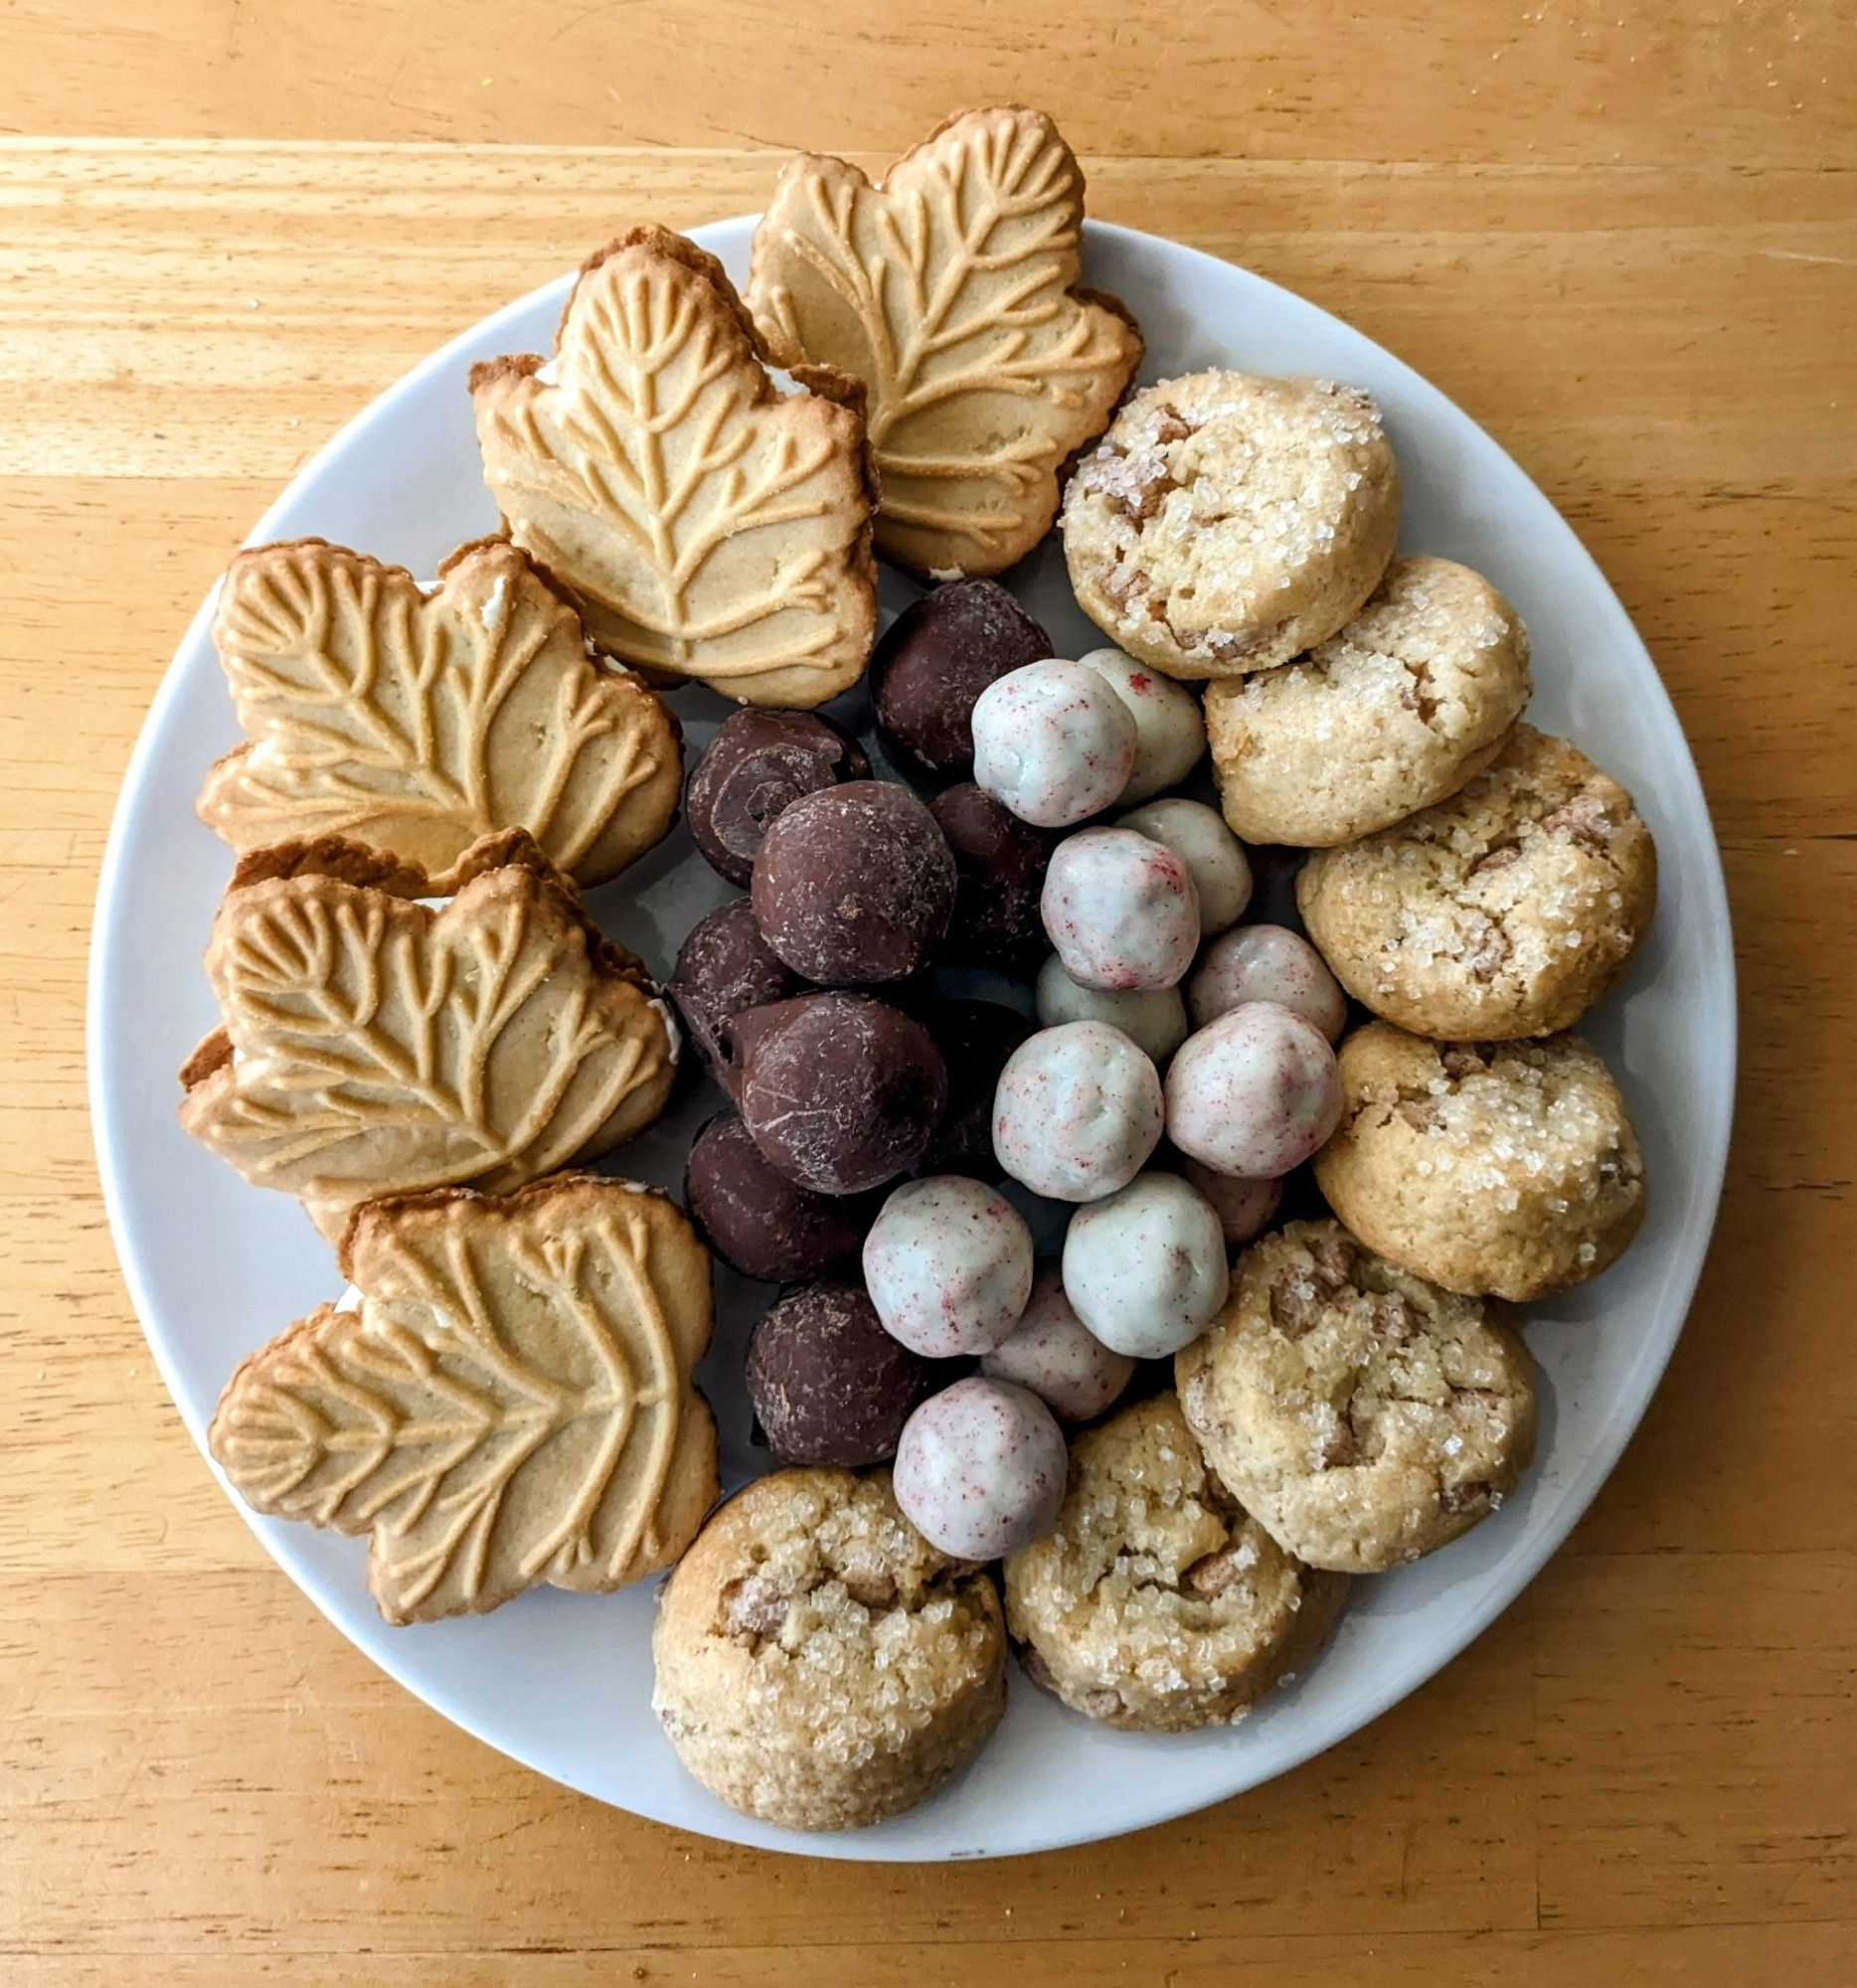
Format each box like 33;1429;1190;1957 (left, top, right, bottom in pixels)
728;991;947;1195
914;997;1033;1177
685;1111;875;1282
685;708;870;887
746;1279;937;1466
870;580;1053;775
667;899;803;1087
930;782;1055;968
751;782;955;985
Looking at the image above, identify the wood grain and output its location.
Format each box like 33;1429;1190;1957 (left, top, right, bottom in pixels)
0;4;1852;1982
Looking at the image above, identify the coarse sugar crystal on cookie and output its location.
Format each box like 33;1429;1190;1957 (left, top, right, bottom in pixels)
1313;1022;1646;1302
1062;371;1401;681
651;1469;1006;1832
1205;555;1532;847
1004;1394;1347;1732
1297;725;1657;1041
1176;1220;1539;1574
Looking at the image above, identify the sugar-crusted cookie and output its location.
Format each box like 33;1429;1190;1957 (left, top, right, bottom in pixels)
1297;726;1656;1040
473;226;877;709
1176;1220;1537;1573
1205;556;1531;847
178;831;677;1241
748;106;1144;580
1063;371;1400;680
209;1176;717;1623
199;538;683;889
651;1468;1006;1831
1313;1023;1646;1301
1004;1394;1345;1732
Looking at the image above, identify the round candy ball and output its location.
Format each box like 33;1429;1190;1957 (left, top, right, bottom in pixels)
1180;1158;1283;1247
929;782;1054;969
1115;798;1253;935
982;1263;1135;1421
1041;827;1199;991
1165;1002;1344;1179
752;782;955;985
870;579;1052;775
992;1020;1163;1203
1074;646;1208;802
893;1376;1068;1561
915;998;1034;1177
746;1279;937;1467
668;899;804;1088
685;708;869;887
1062;1173;1231;1359
1186;922;1348;1041
730;991;947;1195
1035;954;1188;1066
863;1175;1035;1358
971;658;1137;829
685;1112;874;1282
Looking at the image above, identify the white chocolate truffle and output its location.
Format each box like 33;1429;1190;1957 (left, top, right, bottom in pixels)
1180;1159;1283;1246
893;1377;1068;1560
1115;797;1253;934
1041;827;1199;991
862;1175;1035;1358
1035;954;1189;1065
1062;1174;1230;1358
970;658;1137;829
992;1020;1163;1203
1187;922;1348;1041
1166;1002;1343;1178
1074;646;1208;802
982;1264;1136;1421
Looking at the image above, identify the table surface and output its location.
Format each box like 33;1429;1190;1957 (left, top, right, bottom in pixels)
2;3;1852;1982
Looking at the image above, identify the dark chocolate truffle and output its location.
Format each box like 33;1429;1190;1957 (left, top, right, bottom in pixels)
747;1279;937;1466
929;782;1055;968
685;708;870;887
751;782;955;985
667;899;803;1087
685;1111;875;1282
914;998;1035;1177
729;991;947;1195
870;580;1053;775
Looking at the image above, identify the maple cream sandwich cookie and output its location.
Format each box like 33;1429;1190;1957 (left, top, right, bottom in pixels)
209;1175;718;1624
473;226;878;709
200;537;683;889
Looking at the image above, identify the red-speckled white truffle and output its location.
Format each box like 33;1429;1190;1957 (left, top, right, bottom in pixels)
992;1020;1164;1203
1187;922;1348;1040
1061;1174;1230;1358
1166;1002;1344;1178
893;1376;1068;1560
1074;646;1207;802
1041;827;1200;991
970;659;1137;828
981;1264;1136;1421
1034;954;1189;1065
1180;1159;1283;1246
1114;798;1253;935
862;1175;1035;1358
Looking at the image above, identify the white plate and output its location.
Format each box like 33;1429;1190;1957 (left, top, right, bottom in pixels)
88;216;1735;1860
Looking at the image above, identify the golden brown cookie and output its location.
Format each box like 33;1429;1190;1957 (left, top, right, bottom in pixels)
1313;1023;1646;1301
651;1469;1005;1831
1206;556;1531;846
1176;1221;1538;1574
199;537;682;889
1297;726;1656;1039
472;226;878;708
209;1175;716;1624
1063;371;1400;679
748;105;1144;580
1004;1394;1345;1731
178;831;677;1240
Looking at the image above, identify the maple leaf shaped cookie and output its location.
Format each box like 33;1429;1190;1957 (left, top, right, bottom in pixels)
471;226;878;710
747;106;1145;580
198;538;682;890
209;1176;718;1623
178;833;677;1241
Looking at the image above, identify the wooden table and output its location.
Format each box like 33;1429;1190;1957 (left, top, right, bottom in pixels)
3;3;1851;1981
